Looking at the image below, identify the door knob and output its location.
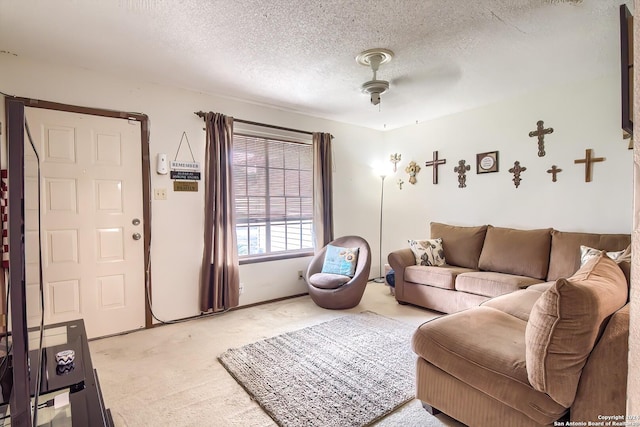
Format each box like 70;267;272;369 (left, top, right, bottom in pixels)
132;218;141;226
132;233;142;241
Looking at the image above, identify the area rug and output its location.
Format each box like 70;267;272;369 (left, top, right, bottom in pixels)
218;311;417;427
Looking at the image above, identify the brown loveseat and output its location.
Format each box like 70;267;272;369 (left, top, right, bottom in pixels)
412;253;629;426
388;222;630;313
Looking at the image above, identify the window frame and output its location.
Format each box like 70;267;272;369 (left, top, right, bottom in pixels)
233;131;315;264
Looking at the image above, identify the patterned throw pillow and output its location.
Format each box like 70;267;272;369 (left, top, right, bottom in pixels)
321;245;359;277
408;238;446;266
579;245;629;267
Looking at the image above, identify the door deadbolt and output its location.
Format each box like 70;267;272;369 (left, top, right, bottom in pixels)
132;233;142;241
132;218;141;226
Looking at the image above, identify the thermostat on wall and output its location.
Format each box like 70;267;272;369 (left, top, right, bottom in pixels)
157;153;168;175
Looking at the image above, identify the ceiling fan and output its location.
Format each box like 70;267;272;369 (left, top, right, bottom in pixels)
356;48;394;106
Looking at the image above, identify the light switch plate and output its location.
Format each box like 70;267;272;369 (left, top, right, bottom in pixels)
154;188;167;200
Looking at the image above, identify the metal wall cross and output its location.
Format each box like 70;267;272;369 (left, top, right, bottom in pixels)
453;159;470;188
424;151;447;184
508;161;527;188
528;120;554;157
546;165;562;182
574;149;605;182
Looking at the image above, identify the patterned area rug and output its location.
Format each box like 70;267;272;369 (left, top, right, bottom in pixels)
218;311;417;427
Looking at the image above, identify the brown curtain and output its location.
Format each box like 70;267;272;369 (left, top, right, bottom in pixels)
312;132;334;250
200;112;240;312
0;170;7;334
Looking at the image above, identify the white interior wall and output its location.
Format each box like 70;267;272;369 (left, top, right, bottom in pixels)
380;73;632;263
0;54;384;321
0;54;634;321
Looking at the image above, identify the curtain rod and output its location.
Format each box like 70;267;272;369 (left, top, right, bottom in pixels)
194;111;315;136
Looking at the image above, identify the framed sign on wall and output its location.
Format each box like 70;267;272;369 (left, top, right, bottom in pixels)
476;151;499;174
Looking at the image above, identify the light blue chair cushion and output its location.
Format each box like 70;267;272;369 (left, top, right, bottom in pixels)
321;244;359;277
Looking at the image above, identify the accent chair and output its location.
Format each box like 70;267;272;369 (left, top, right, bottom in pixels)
305;235;372;309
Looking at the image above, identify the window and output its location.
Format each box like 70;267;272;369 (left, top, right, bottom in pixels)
233;134;314;259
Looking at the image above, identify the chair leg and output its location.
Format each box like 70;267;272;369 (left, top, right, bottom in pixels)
421;401;441;416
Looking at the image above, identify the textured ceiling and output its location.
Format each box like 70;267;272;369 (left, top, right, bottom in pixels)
0;0;630;130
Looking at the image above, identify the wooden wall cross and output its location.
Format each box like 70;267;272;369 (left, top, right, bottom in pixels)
508;161;527;188
424;151;447;184
574;149;605;182
528;120;554;157
546;165;562;182
453;159;470;188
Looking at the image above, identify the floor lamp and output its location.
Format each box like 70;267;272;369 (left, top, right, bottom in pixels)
373;174;387;283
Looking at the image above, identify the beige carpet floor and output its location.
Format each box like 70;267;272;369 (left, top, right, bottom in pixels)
89;282;466;426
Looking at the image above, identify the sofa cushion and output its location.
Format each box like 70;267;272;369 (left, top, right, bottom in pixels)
408;238;446;266
480;287;546;321
309;273;350;289
455;271;543;298
570;304;629;423
527;282;554;292
525;253;628;407
404;265;476;290
413;306;566;419
430;222;487;270
546;230;630;281
477;226;552;280
580;244;632;285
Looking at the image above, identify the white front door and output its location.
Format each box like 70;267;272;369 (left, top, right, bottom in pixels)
24;107;146;338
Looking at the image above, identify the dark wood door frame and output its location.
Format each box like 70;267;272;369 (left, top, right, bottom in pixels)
4;96;154;329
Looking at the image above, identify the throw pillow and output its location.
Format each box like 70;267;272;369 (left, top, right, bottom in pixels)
525;253;628;407
321;245;359;277
579;245;629;266
408;238;446;266
617;245;632;263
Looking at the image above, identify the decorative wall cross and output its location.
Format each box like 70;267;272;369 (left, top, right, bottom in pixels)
546;165;562;182
453;160;470;188
397;179;404;190
424;151;447;184
405;161;421;184
508;161;527;188
528;120;554;157
574;149;605;182
390;153;402;172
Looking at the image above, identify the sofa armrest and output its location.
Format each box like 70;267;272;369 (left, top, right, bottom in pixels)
570;304;629;422
388;248;415;301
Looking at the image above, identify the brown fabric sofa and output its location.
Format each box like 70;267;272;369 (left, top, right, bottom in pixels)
388;222;630;313
412;253;630;426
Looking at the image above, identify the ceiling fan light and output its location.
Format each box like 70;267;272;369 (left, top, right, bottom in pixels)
361;80;390;105
357;48;393;107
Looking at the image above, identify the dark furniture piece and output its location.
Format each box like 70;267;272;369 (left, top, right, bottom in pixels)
14;319;113;426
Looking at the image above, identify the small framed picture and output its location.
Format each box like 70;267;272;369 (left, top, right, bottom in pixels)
476;151;499;174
